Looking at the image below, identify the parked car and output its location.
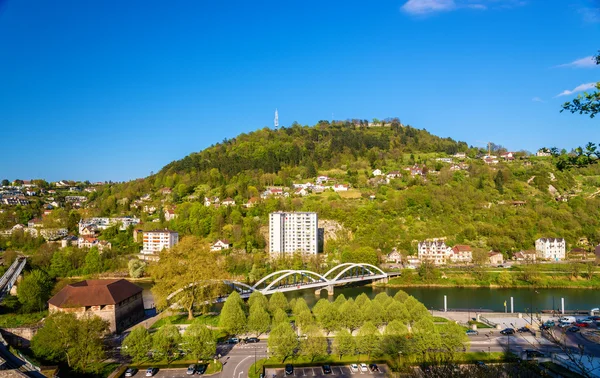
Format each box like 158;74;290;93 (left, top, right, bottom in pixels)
540;324;551;330
197;364;207;375
124;368;138;377
350;364;359;373
567;326;580;333
475;361;487;369
187;365;196;375
580;319;594;324
359;363;368;372
544;320;555;327
589;316;600;321
500;328;515;335
576;322;589;327
369;364;379;372
285;364;294;375
517;327;529;333
322;365;332;374
559;316;577;324
244;337;260;343
145;368;157;377
226;338;239;344
466;329;479;336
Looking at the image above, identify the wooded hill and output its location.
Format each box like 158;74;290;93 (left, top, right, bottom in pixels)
86;121;600;267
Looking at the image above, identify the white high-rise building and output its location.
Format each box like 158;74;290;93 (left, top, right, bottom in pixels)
269;212;318;254
535;237;565;261
141;229;179;255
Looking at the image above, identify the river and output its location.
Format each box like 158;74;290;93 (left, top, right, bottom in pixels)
137;281;600;313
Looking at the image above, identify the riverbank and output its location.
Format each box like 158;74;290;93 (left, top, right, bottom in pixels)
382;270;600;289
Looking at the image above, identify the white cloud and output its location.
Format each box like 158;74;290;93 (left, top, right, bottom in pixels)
400;0;525;15
532;97;544;103
556;83;597;97
578;7;600;23
556;56;597;68
401;0;456;15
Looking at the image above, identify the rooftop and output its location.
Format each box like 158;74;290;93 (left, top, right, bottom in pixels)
48;279;142;308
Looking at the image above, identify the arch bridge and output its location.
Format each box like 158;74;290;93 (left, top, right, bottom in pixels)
166;263;392;304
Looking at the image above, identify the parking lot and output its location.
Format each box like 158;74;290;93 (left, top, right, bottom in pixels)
266;365;388;378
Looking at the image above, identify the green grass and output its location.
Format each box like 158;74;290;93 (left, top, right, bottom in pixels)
431;316;449;323
468;320;492;329
0;311;46;328
151;314;220;329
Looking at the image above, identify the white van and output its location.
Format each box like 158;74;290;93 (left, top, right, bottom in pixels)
559;316;576;324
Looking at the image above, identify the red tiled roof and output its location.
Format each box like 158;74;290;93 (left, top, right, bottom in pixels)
48;279;142;308
452;245;471;252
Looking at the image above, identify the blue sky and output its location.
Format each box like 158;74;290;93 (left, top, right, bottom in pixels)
0;0;598;182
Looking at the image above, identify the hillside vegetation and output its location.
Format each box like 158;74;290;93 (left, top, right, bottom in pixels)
83;121;600;267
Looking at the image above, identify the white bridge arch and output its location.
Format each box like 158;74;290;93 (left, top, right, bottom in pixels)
165;263;393;303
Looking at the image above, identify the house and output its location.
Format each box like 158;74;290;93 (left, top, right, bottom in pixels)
60;235;78;248
261;188;285;199
78;236;111;251
244;197;259;208
449;245;473;263
568;247;587;260
80;225;98;236
48;279;144;333
164;208;177;221
210;239;231;252
221;198;236;206
418;240;450;265
294;188;308;196
386;171;402;179
489;251;504;265
332;184;349;192
316;176;329;184
386;249;402;264
69;187;81;192
535;238;566;261
483;156;499;165
41;228;68;241
435;158;453;163
406;164;425;177
372;169;383;177
536;149;552;157
514;250;537;262
501;152;516;161
25;189;37;196
27;218;43;228
453;152;466;159
159;187;172;195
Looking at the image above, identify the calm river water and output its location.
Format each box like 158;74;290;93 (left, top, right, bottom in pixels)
137;281;600;313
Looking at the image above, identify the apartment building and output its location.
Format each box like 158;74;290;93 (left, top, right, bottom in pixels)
141;229;179;255
449;245;473;263
535;237;566;261
269;212;318;254
417;240;450;265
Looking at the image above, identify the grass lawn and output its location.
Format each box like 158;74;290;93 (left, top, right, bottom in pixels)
338;189;362;199
431;316;449;323
151;314;219;329
468;320;492;329
0;311;46;328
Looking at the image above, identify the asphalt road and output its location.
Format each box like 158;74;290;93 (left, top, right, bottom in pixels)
219;342;268;378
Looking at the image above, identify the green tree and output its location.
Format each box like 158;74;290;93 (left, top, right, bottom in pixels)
438;321;468;357
333;328;356;359
84;247;103;275
561;53;600;118
382;319;409;354
31;312;109;373
150;236;226;319
385;301;410;324
17;269;54;312
122;327;152;364
299;325;327;362
268;291;289;314
357;322;381;358
296;309;315;332
268;323;298;362
314;300;339;335
248;291;268;309
183;322;216;361
494;170;504;194
128;259;147;278
272;308;288;327
153;324;182;364
338;300;362;332
292;298;310;316
247;303;271;336
219;292;247;335
333;294;347;309
496;271;513;287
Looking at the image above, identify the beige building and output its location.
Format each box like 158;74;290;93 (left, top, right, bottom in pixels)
48;279;144;333
489;251;504;265
141;229;179;255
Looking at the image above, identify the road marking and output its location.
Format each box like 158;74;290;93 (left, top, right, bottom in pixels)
312;368;316;376
239;372;244;378
232;355;252;378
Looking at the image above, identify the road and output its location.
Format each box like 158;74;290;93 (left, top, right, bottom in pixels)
219;342;268;378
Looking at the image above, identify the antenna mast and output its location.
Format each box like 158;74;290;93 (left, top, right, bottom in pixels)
274;109;279;130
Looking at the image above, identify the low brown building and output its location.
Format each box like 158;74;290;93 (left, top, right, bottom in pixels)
48;279;144;333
